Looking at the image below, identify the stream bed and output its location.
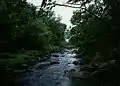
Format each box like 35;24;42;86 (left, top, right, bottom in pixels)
12;49;98;86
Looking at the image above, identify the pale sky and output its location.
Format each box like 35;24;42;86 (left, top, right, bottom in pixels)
27;0;76;29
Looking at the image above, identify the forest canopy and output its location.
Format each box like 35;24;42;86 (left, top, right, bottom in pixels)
0;0;66;53
41;0;120;64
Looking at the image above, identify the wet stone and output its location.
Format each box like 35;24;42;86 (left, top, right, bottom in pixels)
50;61;59;65
13;49;85;86
73;61;79;65
61;55;65;57
52;54;59;57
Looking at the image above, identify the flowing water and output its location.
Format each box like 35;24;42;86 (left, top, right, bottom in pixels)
13;49;98;86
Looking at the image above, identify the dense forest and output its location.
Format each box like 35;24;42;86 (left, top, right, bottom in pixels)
67;0;120;85
0;0;66;84
0;0;66;64
42;0;120;85
1;0;120;86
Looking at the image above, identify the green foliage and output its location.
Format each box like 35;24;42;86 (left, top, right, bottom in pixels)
41;0;120;85
69;0;119;63
0;0;66;53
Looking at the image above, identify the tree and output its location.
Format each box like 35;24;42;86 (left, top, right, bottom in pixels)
0;0;66;52
40;0;120;85
41;0;120;62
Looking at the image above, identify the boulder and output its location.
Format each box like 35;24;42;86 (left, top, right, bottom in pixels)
73;61;79;65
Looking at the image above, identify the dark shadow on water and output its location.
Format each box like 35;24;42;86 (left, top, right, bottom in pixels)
0;49;101;86
71;76;100;86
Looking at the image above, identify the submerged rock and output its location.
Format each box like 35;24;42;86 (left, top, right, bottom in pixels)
73;61;79;65
52;54;59;57
60;51;64;54
69;70;89;79
70;69;76;72
34;62;51;68
61;55;65;57
50;61;59;65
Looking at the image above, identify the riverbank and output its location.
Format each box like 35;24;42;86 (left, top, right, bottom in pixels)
72;52;120;86
1;48;83;86
2;47;120;86
0;46;64;86
1;46;62;66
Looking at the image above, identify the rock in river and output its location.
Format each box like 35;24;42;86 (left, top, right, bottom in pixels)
73;61;79;65
52;54;59;57
50;61;59;65
34;62;51;68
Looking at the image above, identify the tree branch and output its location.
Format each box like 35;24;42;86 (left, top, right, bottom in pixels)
37;3;110;26
36;3;81;8
54;4;102;20
55;3;80;8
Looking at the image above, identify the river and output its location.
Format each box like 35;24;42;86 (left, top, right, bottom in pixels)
12;48;98;86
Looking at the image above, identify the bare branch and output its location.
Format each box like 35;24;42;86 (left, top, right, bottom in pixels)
36;3;109;25
36;3;81;8
66;2;81;5
55;3;81;8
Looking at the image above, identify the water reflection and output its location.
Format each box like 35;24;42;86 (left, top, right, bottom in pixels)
14;49;96;86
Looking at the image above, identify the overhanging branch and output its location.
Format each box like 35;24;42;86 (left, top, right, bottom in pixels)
37;3;110;26
54;4;102;20
55;3;80;8
36;3;81;8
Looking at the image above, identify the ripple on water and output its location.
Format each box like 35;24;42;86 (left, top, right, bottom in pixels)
15;49;83;86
